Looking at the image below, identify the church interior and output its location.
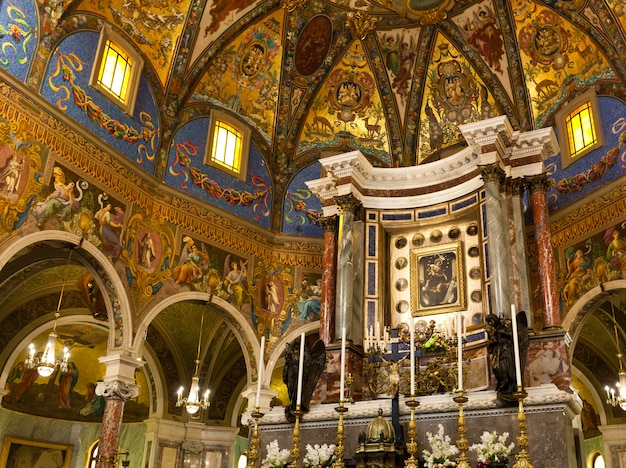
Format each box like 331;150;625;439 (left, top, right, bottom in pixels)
0;0;625;467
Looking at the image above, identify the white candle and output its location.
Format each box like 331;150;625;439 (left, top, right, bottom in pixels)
457;311;463;391
340;326;346;401
296;332;305;406
511;305;522;388
255;335;265;408
410;316;415;396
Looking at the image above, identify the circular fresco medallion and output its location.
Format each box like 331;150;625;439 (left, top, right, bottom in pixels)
448;227;460;239
396;300;409;313
395;278;409;291
395;257;408;270
467;224;478;236
412;233;425;246
240;41;267;79
430;230;443;243
295;15;333;76
471;290;482;303
469;267;481;280
533;26;562;58
395;236;407;249
468;246;479;257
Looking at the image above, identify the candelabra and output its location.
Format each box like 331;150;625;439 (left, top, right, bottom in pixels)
289;405;304;468
332;400;348;468
95;450;130;467
246;407;264;468
404;396;420;468
512;387;534;468
453;391;471;468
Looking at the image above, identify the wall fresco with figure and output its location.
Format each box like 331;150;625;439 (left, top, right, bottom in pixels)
2;324;150;422
558;221;626;311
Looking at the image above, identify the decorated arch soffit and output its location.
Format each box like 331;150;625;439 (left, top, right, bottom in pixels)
190;9;285;145
73;0;193;88
298;40;391;166
511;0;615;127
417;32;499;164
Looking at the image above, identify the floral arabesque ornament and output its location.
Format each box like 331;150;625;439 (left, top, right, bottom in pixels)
469;430;515;468
422;423;458;468
260;439;290;468
302;443;336;467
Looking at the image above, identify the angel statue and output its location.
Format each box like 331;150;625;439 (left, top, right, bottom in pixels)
283;337;326;422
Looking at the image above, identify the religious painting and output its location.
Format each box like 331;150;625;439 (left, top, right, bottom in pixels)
294;272;322;322
0;436;73;468
295;15;332;77
410;242;466;315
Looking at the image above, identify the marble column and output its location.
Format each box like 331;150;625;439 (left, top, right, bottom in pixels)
510;178;533;324
319;215;338;346
527;174;560;329
481;164;512;317
333;193;361;342
95;380;139;468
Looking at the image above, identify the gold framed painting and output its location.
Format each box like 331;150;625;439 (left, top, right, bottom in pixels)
410;242;466;315
0;435;73;468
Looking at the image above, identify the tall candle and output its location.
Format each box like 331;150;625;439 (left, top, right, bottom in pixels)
457;311;463;391
409;316;415;396
511;305;522;388
296;332;306;406
340;326;346;401
255;335;265;408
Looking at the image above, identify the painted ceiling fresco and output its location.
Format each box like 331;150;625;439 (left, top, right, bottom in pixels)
5;0;626;233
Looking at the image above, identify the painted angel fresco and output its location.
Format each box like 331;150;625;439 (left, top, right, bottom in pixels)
172;236;209;285
222;254;248;308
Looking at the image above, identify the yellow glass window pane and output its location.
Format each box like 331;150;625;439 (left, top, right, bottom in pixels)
97;40;133;104
211;121;242;173
566;102;596;158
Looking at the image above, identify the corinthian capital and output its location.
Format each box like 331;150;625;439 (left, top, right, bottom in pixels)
96;380;140;401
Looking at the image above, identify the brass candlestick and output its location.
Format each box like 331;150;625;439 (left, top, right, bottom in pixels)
453;391;471;468
332;400;348;468
404;396;420;468
246;408;264;468
512;387;534;468
289;405;304;468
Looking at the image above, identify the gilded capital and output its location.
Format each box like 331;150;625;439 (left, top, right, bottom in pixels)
525;174;550;194
334;193;362;214
510;178;526;197
319;215;338;233
479;164;505;185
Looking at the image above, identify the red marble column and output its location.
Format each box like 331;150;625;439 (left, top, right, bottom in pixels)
319;215;337;346
528;175;560;328
95;381;139;468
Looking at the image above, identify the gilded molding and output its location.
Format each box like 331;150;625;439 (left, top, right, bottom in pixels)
551;185;626;248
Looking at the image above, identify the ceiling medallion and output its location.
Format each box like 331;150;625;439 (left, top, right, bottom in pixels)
345;11;378;40
405;0;454;25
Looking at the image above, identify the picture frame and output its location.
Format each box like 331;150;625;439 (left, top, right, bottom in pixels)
0;435;73;468
410;242;466;315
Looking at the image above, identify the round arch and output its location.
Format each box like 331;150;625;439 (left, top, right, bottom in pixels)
0;231;134;352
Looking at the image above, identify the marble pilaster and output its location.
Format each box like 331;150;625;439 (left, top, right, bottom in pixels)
319;215;338;346
334;193;361;342
481;164;512;317
510;178;533;324
95;380;140;468
527;175;560;329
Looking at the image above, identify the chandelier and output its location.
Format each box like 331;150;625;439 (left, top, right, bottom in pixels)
605;299;626;411
177;310;210;415
25;244;78;377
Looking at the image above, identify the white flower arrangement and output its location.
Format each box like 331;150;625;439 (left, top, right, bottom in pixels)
469;430;515;467
260;440;290;468
302;443;336;467
422;424;459;468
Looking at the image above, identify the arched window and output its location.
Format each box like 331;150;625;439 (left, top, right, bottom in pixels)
556;88;604;168
205;108;250;181
90;25;144;116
